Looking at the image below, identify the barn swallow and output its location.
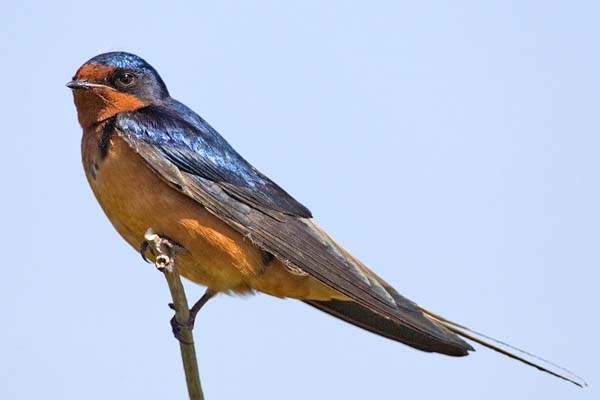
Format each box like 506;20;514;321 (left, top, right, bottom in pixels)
67;52;584;387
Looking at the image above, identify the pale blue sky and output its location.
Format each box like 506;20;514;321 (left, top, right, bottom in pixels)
1;1;598;399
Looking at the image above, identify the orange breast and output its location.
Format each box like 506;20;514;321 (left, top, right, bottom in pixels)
81;124;346;301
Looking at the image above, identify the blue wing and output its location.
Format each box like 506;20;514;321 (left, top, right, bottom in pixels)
114;102;473;356
115;98;312;219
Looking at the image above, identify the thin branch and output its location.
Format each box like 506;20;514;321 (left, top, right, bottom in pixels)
144;228;205;400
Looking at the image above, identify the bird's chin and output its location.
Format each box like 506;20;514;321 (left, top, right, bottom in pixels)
71;89;110;129
71;87;149;129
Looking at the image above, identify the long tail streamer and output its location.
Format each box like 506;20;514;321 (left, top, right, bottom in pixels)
420;308;588;388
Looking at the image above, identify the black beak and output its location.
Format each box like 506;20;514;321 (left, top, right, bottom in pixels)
66;80;91;90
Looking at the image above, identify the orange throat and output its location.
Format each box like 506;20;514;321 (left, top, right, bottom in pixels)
72;89;148;128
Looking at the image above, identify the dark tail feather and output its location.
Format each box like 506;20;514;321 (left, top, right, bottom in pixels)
419;308;588;388
304;299;472;357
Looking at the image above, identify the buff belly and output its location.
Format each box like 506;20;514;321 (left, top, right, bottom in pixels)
81;125;346;301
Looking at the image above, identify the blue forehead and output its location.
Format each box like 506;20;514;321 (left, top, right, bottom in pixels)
87;51;153;71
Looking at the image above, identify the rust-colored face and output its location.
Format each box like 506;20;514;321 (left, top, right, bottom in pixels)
68;64;149;128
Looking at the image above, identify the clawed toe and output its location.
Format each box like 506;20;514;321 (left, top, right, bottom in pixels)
170;315;195;345
168;289;215;344
140;239;152;263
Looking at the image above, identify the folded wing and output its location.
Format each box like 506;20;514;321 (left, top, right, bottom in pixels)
114;105;474;356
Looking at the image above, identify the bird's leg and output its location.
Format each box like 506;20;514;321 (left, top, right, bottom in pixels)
141;229;216;344
141;228;198;344
169;288;216;342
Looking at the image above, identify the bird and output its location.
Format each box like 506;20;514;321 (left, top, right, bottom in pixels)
67;51;584;387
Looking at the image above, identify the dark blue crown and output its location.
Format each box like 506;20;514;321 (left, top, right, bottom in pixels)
87;51;154;71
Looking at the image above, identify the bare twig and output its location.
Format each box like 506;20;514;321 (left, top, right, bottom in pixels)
143;228;205;400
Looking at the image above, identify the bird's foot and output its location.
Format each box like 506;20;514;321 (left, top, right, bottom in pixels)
169;288;215;344
169;312;194;345
140;228;187;270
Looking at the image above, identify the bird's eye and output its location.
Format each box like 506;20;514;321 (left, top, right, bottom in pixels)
115;72;136;87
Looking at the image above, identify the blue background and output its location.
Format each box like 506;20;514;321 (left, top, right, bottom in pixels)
1;1;597;399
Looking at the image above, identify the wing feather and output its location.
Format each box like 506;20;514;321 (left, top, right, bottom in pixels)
114;110;472;354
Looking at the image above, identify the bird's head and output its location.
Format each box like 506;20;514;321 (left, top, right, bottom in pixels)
67;52;169;128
